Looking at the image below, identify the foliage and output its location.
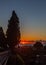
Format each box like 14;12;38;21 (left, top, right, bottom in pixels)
33;41;43;50
6;11;20;49
0;27;6;48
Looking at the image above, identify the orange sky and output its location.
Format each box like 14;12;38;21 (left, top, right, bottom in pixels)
21;33;46;41
0;0;46;42
20;26;46;41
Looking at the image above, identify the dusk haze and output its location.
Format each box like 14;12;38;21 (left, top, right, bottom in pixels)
0;0;46;65
0;0;46;41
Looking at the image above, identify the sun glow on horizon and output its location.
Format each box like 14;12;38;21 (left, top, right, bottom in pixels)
20;40;34;44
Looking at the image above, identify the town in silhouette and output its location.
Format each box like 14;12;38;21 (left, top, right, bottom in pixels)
0;11;46;65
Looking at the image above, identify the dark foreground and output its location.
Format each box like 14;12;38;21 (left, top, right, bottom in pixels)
0;42;46;65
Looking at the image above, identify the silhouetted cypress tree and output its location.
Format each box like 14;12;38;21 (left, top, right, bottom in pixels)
0;27;6;48
6;10;20;49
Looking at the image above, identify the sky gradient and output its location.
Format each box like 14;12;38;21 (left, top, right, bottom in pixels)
0;0;46;41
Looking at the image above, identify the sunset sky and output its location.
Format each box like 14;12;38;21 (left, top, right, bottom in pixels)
0;0;46;41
